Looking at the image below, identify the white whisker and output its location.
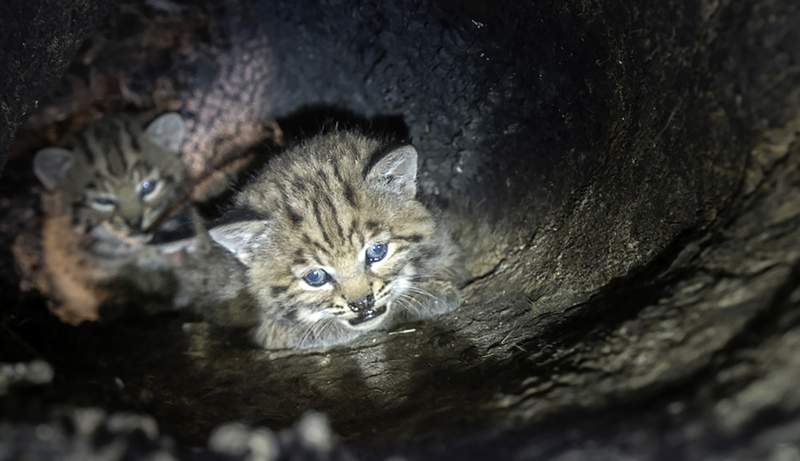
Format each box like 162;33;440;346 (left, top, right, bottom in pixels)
403;286;441;302
394;294;423;317
296;322;317;349
315;318;336;345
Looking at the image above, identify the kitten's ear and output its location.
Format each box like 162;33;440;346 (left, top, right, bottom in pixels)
33;147;75;190
366;145;418;199
145;112;185;153
209;220;270;266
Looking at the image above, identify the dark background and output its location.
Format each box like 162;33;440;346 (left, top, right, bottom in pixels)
1;0;800;459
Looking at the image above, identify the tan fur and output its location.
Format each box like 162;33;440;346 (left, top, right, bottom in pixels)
211;131;466;350
22;113;190;322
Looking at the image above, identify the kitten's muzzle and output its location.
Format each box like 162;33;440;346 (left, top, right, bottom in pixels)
125;216;143;230
347;294;388;326
347;304;388;326
348;294;375;313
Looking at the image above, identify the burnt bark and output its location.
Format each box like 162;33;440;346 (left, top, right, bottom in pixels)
0;1;109;170
2;0;800;459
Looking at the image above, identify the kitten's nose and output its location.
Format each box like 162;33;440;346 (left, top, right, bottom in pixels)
348;294;375;313
125;216;143;230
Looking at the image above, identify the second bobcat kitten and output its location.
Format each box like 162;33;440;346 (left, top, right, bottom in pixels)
210;131;465;350
33;113;189;248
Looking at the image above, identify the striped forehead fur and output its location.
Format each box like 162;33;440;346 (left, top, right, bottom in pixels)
236;131;433;255
72;116;180;182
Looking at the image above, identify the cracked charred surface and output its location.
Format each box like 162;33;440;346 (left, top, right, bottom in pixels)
0;1;109;169
1;0;800;459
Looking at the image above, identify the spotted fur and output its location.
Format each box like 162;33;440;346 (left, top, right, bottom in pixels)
34;113;188;243
211;131;465;350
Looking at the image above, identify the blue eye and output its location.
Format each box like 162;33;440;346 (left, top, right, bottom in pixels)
366;243;388;264
138;179;158;197
303;268;329;287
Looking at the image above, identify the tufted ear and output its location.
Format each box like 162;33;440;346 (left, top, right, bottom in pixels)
33;147;75;190
209;220;270;266
144;112;185;153
366;145;418;199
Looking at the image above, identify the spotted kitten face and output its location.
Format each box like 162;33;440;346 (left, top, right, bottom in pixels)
34;113;187;241
211;131;462;349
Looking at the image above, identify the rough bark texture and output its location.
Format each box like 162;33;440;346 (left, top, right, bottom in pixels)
2;0;800;459
0;1;109;169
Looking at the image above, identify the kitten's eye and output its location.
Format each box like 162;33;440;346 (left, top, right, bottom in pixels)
91;196;117;212
138;179;159;198
303;268;330;287
366;243;388;264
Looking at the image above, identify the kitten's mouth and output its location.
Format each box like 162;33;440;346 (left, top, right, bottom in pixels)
347;305;388;328
93;223;152;245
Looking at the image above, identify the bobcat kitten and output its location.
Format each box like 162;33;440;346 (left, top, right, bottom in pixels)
210;131;465;350
34;113;188;246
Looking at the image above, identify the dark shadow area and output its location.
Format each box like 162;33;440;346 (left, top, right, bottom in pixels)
2;0;800;459
276;105;410;144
